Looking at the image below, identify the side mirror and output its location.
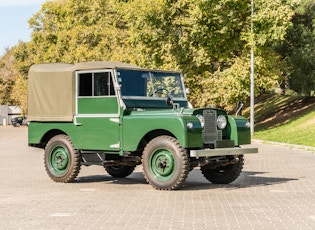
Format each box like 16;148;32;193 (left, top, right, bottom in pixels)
166;97;173;106
235;100;244;116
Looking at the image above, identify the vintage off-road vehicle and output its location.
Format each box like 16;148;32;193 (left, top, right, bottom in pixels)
28;61;257;190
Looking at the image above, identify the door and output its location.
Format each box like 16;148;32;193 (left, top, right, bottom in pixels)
74;70;120;151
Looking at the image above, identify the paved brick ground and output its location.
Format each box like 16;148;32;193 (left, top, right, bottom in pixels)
0;126;315;229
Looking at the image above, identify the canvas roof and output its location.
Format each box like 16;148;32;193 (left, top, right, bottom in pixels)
28;61;141;74
28;61;141;122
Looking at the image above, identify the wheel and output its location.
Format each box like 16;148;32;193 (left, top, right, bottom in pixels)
201;155;244;184
105;165;135;178
142;136;189;190
44;134;81;183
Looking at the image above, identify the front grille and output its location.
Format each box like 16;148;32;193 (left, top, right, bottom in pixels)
202;109;222;144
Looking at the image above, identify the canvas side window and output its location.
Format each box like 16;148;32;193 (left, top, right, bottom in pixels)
94;72;115;96
78;72;115;97
78;73;93;96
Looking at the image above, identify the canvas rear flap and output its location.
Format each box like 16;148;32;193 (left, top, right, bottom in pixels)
28;64;75;122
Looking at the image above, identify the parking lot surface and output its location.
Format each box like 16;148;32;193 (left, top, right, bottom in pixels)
1;126;315;229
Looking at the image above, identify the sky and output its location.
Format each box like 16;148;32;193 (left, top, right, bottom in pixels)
0;0;46;56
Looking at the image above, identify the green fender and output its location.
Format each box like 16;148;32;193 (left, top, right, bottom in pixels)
122;115;203;151
227;116;251;146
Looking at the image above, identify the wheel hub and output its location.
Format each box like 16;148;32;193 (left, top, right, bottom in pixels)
56;155;65;166
158;159;168;171
50;146;69;174
151;149;175;179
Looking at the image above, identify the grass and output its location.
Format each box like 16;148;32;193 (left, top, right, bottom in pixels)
254;110;315;147
242;94;315;147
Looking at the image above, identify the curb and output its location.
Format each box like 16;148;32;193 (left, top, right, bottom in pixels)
253;139;315;153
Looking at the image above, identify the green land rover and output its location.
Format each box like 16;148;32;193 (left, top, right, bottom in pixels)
28;61;258;190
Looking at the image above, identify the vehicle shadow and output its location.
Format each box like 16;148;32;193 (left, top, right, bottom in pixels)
76;172;147;185
182;170;299;191
76;170;299;191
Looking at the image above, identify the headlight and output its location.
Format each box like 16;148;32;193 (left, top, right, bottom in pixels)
186;122;193;129
196;114;205;128
217;115;227;129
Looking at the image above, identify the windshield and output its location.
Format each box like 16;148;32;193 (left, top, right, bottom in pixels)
117;69;186;99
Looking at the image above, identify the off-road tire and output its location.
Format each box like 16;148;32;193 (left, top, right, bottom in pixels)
142;136;189;190
105;165;135;178
201;155;244;184
44;134;81;183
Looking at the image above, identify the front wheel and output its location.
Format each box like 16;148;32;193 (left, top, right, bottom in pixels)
44;135;81;183
142;136;189;190
201;155;244;184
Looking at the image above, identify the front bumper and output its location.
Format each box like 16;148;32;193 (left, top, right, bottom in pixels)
190;147;258;157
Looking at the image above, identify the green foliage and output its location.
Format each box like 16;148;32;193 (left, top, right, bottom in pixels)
119;0;296;110
0;0;297;112
27;0;124;63
276;0;315;96
0;48;19;105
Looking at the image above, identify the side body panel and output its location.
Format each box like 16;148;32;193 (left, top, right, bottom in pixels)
75;97;120;150
28;121;120;151
28;109;203;152
29;122;76;145
121;111;203;151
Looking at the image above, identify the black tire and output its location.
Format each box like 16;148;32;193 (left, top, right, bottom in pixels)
105;165;135;178
201;155;244;184
142;136;189;190
44;134;81;183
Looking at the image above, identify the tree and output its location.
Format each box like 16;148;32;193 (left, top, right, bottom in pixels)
0;48;19;105
2;0;296;111
27;0;125;63
119;0;295;110
276;0;315;96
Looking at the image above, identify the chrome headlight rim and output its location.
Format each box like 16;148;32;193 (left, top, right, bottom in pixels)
217;115;227;129
196;114;205;128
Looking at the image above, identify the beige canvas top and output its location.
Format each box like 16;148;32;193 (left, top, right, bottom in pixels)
28;61;140;122
73;61;139;71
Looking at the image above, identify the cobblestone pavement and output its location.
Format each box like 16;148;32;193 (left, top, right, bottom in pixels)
1;126;315;229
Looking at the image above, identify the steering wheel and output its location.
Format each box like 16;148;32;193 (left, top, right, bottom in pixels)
153;88;169;97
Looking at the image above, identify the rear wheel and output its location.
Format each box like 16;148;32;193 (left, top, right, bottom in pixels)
142;136;189;190
105;165;135;178
201;155;244;184
44;135;81;183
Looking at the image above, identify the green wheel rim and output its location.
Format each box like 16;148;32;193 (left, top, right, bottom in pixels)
49;145;70;175
149;148;175;181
